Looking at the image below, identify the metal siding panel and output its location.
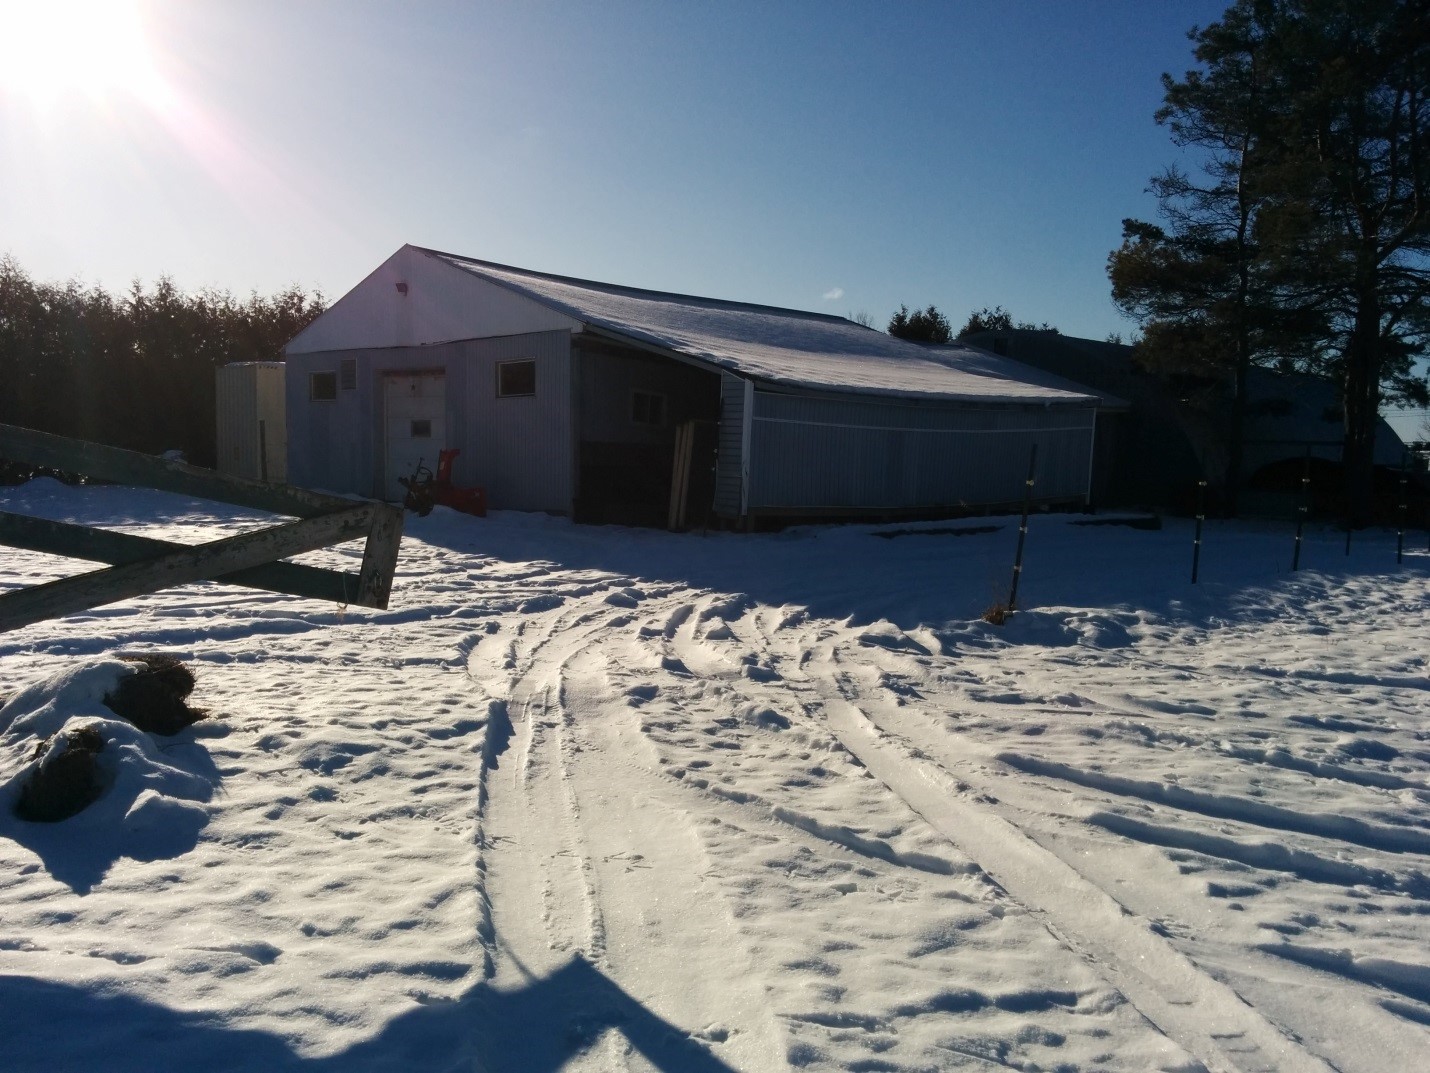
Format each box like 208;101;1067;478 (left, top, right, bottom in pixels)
284;352;334;491
747;391;1095;510
713;372;745;516
254;364;288;482
215;365;258;479
290;334;568;507
461;330;572;512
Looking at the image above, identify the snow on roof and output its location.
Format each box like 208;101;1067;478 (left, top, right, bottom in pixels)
417;247;1101;406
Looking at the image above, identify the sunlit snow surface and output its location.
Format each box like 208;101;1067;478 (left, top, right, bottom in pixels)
1;478;1427;1072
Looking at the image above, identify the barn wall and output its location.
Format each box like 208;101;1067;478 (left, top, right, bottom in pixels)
285;350;362;493
746;390;1095;512
714;372;748;517
458;330;573;512
285;330;572;511
575;347;718;443
570;344;720;524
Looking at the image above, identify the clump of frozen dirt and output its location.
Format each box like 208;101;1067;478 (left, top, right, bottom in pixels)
14;723;107;822
104;653;207;735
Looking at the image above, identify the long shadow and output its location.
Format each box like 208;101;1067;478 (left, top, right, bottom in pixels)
0;955;742;1073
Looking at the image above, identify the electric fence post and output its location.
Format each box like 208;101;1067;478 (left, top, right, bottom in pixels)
1008;443;1038;612
1292;450;1310;571
1191;479;1207;584
1398;454;1408;565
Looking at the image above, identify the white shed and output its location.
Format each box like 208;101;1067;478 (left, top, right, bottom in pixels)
216;362;287;482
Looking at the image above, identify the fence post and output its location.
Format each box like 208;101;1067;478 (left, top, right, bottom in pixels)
1191;479;1207;584
1292;450;1310;571
1398;454;1408;565
1007;443;1038;611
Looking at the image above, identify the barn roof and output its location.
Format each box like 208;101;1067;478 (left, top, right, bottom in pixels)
417;247;1102;406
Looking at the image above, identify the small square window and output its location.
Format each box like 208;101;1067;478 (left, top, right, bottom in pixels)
632;391;666;426
497;359;536;397
310;372;338;401
340;358;358;390
411;419;432;438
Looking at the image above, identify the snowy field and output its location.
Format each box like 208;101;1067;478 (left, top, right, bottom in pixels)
1;478;1428;1073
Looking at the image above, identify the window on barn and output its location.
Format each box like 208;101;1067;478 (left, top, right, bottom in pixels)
496;360;536;397
631;391;666;426
410;419;432;438
310;372;338;401
340;358;358;390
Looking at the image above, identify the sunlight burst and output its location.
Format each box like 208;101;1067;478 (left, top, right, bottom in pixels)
0;0;168;108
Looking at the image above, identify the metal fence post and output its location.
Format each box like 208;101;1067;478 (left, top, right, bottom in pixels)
1292;450;1309;571
1008;443;1038;611
1398;455;1408;565
1191;479;1207;584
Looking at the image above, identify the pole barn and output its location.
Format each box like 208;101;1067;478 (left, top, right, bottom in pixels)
285;246;1117;527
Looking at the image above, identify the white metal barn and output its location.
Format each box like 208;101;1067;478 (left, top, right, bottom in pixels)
284;245;1111;526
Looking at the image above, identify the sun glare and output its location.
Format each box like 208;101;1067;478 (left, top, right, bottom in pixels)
0;0;168;109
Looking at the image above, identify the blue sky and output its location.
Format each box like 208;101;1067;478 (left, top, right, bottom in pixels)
0;0;1423;439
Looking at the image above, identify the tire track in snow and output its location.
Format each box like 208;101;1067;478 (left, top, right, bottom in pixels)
811;637;1430;1073
472;584;776;1071
476;596;645;972
711;610;1332;1073
808;678;1332;1073
645;597;1205;1071
560;643;786;1073
996;752;1430;856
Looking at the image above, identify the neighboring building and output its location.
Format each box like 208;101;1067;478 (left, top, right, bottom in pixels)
215;361;287;483
284;246;1115;526
960;329;1411;513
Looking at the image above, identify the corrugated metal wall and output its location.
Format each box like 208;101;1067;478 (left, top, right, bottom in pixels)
747;389;1095;512
255;364;287;482
285;330;572;511
714;372;747;516
459;331;572;512
216;362;286;481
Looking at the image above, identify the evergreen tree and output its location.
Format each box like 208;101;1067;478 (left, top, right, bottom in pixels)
1110;0;1430;522
957;306;1014;336
887;304;953;344
955;306;1060;338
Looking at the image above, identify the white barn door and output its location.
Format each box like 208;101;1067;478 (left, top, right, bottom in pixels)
383;372;446;501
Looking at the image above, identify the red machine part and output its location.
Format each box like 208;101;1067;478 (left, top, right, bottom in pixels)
430;449;487;517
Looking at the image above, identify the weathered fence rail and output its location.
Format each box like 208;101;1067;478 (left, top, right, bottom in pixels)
0;423;404;634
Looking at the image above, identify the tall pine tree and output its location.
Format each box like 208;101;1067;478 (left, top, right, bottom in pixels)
1110;0;1429;522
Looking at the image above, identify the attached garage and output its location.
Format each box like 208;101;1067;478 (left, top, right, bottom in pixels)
284;245;1114;526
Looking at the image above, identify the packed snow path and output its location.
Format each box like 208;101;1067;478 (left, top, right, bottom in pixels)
0;480;1428;1072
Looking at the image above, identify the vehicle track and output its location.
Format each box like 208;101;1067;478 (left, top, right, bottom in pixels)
808;635;1430;1073
683;607;1343;1073
471;585;780;1072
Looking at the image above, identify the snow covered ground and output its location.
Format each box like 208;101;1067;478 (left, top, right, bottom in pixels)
1;478;1427;1073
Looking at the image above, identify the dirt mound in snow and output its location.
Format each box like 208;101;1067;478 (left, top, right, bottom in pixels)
104;654;207;735
14;723;107;823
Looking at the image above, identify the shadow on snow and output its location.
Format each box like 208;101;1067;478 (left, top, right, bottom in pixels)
1;954;741;1073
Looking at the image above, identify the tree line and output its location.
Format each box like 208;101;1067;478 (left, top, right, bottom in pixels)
0;257;324;470
886;304;1059;344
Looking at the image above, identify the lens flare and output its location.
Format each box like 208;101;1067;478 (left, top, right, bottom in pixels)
0;0;169;109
